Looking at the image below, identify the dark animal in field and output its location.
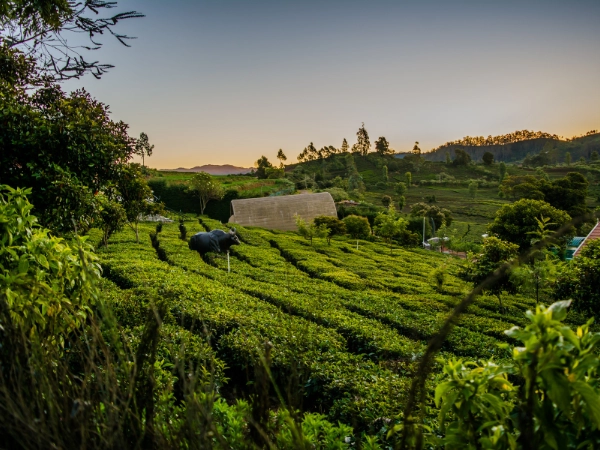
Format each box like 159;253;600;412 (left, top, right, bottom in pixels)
188;228;240;256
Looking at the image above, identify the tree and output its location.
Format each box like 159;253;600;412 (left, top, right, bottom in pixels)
297;142;317;162
374;205;407;254
135;132;154;168
395;182;407;196
294;214;328;246
453;148;471;166
255;155;274;179
276;149;287;168
482;151;494;165
554;238;600;317
499;161;507;181
340;138;349;153
187;171;223;216
405;172;412;188
0;46;136;234
410;203;453;229
542;172;589;219
468;181;478;199
0;0;144;80
565;152;572;166
375;136;392;155
487;198;573;251
343;215;371;248
313;216;346;245
509;215;562;304
445;151;451;165
348;172;365;193
462;236;519;310
382;165;388;182
412;141;421;157
591;151;599;161
97;194;127;247
397;195;406;211
355;122;370;156
381;195;392;207
118;163;161;243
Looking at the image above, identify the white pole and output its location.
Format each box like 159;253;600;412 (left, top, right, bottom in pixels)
423;216;426;247
227;251;230;273
356;239;359;250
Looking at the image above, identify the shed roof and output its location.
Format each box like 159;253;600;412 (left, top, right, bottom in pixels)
229;192;337;231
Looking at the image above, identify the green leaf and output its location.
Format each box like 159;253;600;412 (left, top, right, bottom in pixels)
17;257;29;274
572;381;600;427
434;381;454;407
548;300;571;321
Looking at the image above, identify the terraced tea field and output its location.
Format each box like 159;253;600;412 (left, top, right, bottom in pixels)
94;219;536;432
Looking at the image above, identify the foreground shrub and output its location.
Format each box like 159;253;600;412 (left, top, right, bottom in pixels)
426;300;600;449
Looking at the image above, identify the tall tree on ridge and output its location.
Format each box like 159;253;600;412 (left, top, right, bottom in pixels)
135;132;154;168
375;136;392;155
412;141;421;157
356;123;371;156
340;138;349;153
277;149;287;168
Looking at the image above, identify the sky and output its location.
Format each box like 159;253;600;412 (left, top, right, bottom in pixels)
63;0;600;169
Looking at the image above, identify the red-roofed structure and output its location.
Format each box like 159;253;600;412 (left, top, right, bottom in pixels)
573;221;600;258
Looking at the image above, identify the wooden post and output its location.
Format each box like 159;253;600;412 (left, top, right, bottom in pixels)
227;251;230;273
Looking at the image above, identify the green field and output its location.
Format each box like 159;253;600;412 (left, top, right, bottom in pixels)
93;217;550;434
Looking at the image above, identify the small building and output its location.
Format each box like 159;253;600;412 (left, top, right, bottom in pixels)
566;237;585;260
572;221;600;258
228;192;337;231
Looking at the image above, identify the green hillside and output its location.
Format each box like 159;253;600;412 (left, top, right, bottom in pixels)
95;218;543;435
423;132;600;164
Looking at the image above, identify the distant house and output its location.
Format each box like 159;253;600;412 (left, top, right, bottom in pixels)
566;236;585;260
228;192;337;231
571;221;600;259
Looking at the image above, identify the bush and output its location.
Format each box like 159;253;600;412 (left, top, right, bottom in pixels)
343;215;371;239
427;301;600;449
487;198;573;251
321;187;350;202
314;215;346;244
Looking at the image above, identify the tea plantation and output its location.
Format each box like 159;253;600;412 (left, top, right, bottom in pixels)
94;218;538;433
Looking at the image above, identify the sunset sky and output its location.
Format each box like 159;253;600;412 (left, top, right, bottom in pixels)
64;0;600;169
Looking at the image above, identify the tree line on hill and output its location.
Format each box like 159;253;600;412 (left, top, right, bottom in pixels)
425;132;600;165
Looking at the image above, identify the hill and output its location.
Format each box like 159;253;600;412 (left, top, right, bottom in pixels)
423;132;600;164
164;164;252;175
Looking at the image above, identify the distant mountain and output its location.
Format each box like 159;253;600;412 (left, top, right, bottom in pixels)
163;164;253;175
